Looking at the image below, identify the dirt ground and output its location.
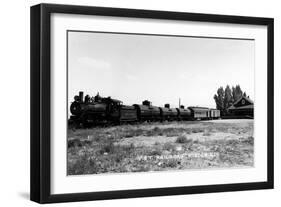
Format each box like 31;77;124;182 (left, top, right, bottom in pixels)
67;119;254;175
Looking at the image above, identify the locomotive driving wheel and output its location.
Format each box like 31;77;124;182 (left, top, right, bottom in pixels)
82;113;94;128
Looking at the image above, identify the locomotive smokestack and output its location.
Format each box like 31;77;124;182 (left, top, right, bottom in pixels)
142;100;151;106
179;98;181;108
79;91;84;102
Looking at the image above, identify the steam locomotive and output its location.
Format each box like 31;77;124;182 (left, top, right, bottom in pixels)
69;91;220;127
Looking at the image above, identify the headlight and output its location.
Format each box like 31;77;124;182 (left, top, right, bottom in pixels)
70;102;82;115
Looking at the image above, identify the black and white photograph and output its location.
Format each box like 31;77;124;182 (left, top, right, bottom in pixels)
29;3;274;204
67;31;255;175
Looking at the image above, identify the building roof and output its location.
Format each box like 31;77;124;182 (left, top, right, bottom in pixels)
228;96;254;111
228;104;254;110
233;96;253;106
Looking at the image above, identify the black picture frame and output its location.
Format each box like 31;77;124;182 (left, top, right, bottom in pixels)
30;3;274;204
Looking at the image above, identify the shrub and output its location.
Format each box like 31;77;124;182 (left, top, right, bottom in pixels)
153;126;160;132
124;132;134;138
164;159;179;168
68;139;82;148
192;128;204;133
175;135;192;144
148;149;162;156
67;152;99;175
193;139;199;144
100;141;115;154
163;142;174;151
241;136;254;145
154;141;161;146
203;131;212;136
226;139;239;145
126;143;135;151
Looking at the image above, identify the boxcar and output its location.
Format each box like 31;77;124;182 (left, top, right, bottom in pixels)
188;107;210;120
209;109;220;119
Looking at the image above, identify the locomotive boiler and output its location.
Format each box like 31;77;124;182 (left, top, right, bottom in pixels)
70;92;137;126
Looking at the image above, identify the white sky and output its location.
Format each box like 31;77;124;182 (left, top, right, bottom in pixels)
68;31;254;108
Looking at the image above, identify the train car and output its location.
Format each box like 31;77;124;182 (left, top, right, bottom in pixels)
70;92;138;126
69;91;222;127
209;109;220;119
70;92;109;126
159;104;178;121
133;100;161;121
176;105;192;120
108;103;138;123
188;106;210;120
116;105;138;123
